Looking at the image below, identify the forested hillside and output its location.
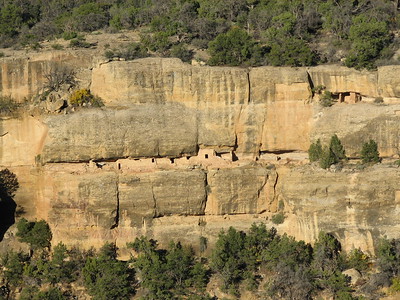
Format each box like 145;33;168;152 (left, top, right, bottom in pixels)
0;0;399;69
4;220;400;299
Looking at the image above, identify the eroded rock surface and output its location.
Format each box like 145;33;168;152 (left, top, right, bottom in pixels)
278;164;400;254
307;65;378;97
311;103;400;157
1;57;400;254
41;105;198;162
205;165;276;215
0;52;94;101
119;169;207;227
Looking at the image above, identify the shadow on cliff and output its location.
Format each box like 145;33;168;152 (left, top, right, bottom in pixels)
0;195;16;241
0;169;19;242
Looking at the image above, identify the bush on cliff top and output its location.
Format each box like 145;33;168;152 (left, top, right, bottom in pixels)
345;15;392;70
69;89;104;107
208;27;263;66
1;1;399;68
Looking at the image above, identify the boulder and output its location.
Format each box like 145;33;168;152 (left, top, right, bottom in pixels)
46;98;66;112
343;268;362;286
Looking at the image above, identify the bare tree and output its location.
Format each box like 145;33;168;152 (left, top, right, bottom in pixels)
43;65;76;92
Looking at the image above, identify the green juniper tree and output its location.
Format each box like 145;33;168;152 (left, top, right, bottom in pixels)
329;134;346;162
317;135;347;169
0;168;19;198
208;27;262;66
308;135;347;169
345;14;392;70
308;139;323;162
210;227;247;293
360;139;380;164
16;219;52;251
82;242;134;300
319;146;336;169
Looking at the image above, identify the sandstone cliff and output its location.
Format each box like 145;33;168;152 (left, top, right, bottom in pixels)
1;54;400;255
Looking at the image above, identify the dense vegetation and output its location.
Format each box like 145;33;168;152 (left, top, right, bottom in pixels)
0;0;399;69
1;220;400;299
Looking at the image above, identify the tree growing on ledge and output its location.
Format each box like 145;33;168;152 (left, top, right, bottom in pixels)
308;135;346;169
308;139;323;162
329;134;346;163
360;139;380;164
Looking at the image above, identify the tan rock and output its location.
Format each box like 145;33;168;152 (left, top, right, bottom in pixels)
261;100;313;152
91;58;248;153
0;52;93;102
343;268;362;286
5;57;400;159
6;160;400;255
205;165;277;215
0;115;48;166
41;106;198;162
48;171;119;230
119;169;207;227
3;56;400;257
91;58;249;107
91;60;317;156
249;66;310;103
46;98;66;112
277;164;400;254
378;65;400;98
311;103;400;157
307;65;378;97
249;66;314;153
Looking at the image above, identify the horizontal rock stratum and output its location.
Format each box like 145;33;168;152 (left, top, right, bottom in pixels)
1;55;400;254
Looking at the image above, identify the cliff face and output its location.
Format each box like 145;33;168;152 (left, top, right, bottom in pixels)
90;58;400;157
3;56;400;159
278;164;400;254
1;54;400;254
0;52;94;101
9;160;400;256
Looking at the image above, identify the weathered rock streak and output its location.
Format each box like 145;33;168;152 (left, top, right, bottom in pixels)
2;55;400;254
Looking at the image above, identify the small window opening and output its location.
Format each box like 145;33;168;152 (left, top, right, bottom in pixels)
205;154;209;159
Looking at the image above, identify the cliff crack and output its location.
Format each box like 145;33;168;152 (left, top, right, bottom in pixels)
233;105;244;152
272;171;279;205
202;171;209;214
97;60;113;68
257;105;267;154
247;70;251;103
306;70;315;100
111;175;120;229
151;185;158;217
256;177;268;201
